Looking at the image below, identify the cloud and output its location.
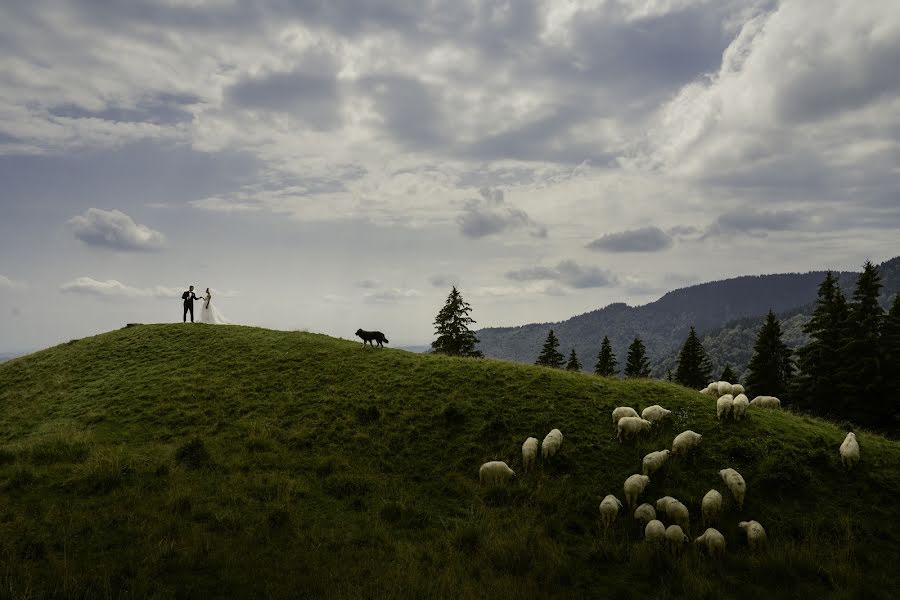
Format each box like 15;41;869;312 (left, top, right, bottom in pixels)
0;275;26;289
705;208;809;237
354;279;382;289
68;208;166;251
505;260;617;289
60;277;181;299
363;288;423;304
457;188;547;239
586;226;673;252
429;274;460;288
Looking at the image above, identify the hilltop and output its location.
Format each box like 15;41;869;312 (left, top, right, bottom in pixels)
1;324;899;598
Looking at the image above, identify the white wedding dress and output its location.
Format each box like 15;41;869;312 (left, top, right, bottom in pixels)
199;293;230;324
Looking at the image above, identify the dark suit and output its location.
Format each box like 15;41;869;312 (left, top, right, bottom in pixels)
182;291;200;322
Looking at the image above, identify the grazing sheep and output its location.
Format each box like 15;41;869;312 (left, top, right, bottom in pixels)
695;528;726;558
701;490;723;525
716;394;734;421
750;396;781;409
731;394;749;421
738;520;767;552
840;432;860;470
634;503;657;525
600;494;623;529
719;468;746;509
732;384;745;395
642;449;670;477
612;406;639;425
617;417;652;442
542;429;563;459
641;405;673;425
624;474;651;508
665;524;689;555
717;381;733;396
522;437;539;472
671;430;702;456
656;496;690;531
705;384;720;397
645;519;666;543
479;461;515;485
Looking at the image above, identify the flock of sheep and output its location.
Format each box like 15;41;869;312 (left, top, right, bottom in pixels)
478;379;862;557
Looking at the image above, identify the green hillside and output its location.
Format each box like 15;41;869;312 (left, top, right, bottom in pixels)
1;325;898;599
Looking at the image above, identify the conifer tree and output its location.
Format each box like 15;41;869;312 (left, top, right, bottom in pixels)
745;310;794;400
674;326;713;389
565;348;582;371
720;364;737;383
431;286;483;357
594;336;618;377
881;294;900;428
624;337;651;378
839;261;884;426
536;330;565;368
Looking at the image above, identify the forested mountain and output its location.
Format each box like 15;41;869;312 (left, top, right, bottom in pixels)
476;256;900;378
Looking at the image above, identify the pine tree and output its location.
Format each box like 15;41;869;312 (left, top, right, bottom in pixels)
536;330;565;368
745;310;794;400
720;364;737;383
594;336;618;376
624;337;651;378
674;326;713;389
839;261;884;426
431;286;483;357
565;348;582;371
881;294;900;429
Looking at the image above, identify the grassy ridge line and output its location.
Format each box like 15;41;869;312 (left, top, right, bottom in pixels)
0;324;898;599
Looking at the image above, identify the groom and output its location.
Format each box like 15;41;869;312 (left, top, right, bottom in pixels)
182;285;201;323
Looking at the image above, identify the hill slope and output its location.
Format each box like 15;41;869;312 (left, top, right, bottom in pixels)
1;325;899;598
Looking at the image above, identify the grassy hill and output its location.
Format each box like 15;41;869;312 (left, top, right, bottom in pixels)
1;324;899;599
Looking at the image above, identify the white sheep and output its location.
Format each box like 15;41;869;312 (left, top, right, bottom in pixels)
719;468;746;509
716;394;734;421
600;494;623;529
642;449;670;477
479;461;515;485
738;520;767;552
641;405;672;425
656;496;690;531
731;394;749;421
695;528;726;558
840;432;860;470
624;474;650;508
701;489;723;525
645;519;666;543
671;430;702;456
717;381;733;396
634;503;657;525
612;406;639;425
665;524;689;555
732;384;745;395
542;429;563;459
522;437;539;472
705;384;720;397
750;395;781;409
617;417;652;442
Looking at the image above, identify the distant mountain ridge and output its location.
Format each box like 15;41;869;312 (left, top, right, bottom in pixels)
475;256;900;378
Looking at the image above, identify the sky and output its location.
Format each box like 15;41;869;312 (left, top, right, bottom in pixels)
1;0;899;352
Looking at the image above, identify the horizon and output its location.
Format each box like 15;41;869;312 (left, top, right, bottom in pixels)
2;1;900;352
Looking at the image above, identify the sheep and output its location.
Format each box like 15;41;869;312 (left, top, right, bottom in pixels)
705;384;720;397
665;524;689;555
750;395;781;409
695;528;726;558
671;430;702;456
717;381;733;396
738;520;767;552
641;405;673;425
542;429;563;459
645;519;666;544
479;461;515;485
701;489;723;526
634;503;657;525
642;449;670;477
716;394;734;421
600;494;623;529
522;437;539;472
624;474;650;508
840;432;860;470
719;468;746;509
656;496;690;531
612;406;639;425
731;394;749;421
732;384;745;395
617;417;652;442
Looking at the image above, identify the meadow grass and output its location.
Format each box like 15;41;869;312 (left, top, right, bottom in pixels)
0;324;898;598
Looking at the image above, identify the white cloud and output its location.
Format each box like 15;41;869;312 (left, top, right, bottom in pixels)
68;208;166;252
60;277;181;299
363;288;424;304
0;275;26;289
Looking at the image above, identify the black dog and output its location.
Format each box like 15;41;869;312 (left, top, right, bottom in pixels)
355;329;389;348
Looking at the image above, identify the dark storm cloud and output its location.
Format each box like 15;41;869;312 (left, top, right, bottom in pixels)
587;227;673;252
457;188;546;239
506;260;616;289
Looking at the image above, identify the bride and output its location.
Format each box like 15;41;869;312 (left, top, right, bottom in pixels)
199;287;230;324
